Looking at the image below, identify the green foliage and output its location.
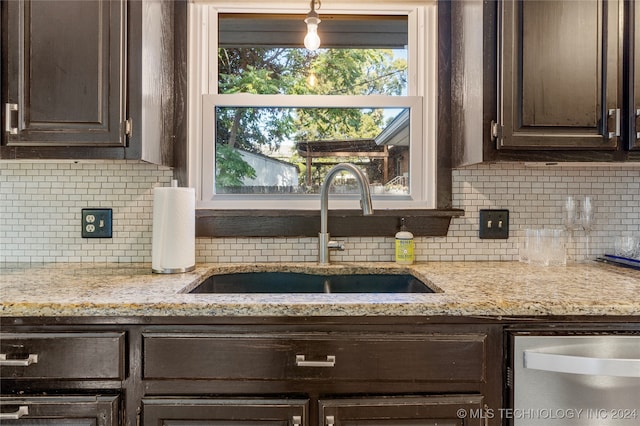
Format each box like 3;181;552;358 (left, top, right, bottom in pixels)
215;144;257;189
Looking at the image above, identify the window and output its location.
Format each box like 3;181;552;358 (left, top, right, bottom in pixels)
189;1;437;210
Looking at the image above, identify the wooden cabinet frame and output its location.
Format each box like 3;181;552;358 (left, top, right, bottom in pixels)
628;0;640;150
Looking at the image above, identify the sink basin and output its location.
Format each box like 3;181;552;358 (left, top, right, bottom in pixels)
188;272;434;294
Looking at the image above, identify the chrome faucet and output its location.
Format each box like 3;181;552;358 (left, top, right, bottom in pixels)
318;163;373;264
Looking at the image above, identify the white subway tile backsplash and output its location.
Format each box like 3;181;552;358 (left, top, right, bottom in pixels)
0;161;168;263
1;161;639;263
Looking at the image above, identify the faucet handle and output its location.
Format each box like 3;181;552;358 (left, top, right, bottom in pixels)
327;240;345;251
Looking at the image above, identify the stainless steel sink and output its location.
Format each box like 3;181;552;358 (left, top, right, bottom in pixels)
188;272;434;294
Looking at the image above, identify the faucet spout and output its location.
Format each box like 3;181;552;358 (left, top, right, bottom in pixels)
319;163;374;264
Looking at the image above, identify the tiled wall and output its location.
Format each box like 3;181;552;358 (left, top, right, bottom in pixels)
1;160;639;263
0;161;172;262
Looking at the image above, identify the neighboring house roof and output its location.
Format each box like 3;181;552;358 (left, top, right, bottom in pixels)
375;108;409;147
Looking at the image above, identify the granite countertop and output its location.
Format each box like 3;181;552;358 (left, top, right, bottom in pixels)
0;261;639;318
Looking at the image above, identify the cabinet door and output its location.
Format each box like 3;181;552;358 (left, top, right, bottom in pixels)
3;0;126;147
319;395;485;426
498;0;620;150
142;398;309;426
0;395;119;425
633;0;640;150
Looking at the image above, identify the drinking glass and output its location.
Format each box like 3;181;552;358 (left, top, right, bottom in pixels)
562;196;577;261
521;228;567;266
579;196;595;260
614;235;640;259
562;195;596;262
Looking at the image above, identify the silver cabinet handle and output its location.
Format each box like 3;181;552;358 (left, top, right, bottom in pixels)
4;103;18;134
636;108;640;140
0;406;29;420
0;353;39;367
295;354;335;367
325;415;335;426
607;108;620;138
524;350;640;377
292;415;302;426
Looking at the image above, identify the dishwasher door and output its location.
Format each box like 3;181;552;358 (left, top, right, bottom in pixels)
513;335;640;426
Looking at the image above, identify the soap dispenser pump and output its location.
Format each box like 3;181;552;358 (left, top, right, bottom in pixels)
395;218;414;264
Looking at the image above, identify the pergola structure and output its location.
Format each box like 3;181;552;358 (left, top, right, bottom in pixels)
296;139;389;186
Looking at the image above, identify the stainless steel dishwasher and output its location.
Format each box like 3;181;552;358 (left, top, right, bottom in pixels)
512;335;640;425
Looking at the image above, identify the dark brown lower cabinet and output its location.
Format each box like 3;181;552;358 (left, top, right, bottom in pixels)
319;395;485;426
140;327;498;426
0;395;119;425
142;396;484;426
1;319;503;426
142;398;309;426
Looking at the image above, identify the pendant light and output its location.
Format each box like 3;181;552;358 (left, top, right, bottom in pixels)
304;1;321;51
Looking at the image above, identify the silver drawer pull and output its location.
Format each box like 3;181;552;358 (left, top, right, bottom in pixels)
0;406;29;420
292;415;302;426
0;353;39;367
325;415;335;426
295;354;335;367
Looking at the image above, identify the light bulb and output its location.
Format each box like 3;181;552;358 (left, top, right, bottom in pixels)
304;22;321;50
304;1;321;51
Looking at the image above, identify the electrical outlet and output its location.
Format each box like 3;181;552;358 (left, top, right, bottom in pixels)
479;209;509;239
81;208;113;238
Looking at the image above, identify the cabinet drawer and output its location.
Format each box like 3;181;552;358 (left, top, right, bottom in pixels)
0;333;125;380
142;398;308;426
0;395;119;425
143;333;487;383
320;395;484;426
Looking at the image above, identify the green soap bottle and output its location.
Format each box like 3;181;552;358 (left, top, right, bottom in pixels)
395;218;414;264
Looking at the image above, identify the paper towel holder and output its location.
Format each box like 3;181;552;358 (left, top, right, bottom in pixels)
153;265;196;274
152;179;196;274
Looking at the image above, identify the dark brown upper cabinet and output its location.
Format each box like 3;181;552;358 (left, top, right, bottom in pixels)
452;0;640;166
2;1;126;150
497;0;620;150
1;0;176;165
631;0;640;150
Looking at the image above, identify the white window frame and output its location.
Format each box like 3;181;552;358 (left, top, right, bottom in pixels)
188;0;438;210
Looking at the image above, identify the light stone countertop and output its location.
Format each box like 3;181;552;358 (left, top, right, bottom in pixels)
0;261;639;318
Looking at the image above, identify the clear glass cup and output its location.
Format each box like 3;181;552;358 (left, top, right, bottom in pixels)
614;235;640;259
545;229;567;266
520;228;567;266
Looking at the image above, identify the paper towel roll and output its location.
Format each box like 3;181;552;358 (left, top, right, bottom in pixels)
152;182;195;273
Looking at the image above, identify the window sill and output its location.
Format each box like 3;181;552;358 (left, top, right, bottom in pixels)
196;209;464;238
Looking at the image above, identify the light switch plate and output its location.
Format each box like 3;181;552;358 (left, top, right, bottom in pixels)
479;209;509;239
81;208;113;238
